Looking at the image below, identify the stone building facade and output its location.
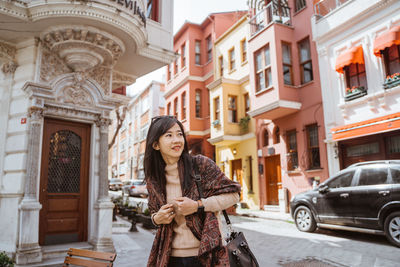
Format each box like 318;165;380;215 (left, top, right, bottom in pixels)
0;0;174;265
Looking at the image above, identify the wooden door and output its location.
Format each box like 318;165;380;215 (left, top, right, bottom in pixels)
39;119;90;245
265;155;281;205
231;159;243;200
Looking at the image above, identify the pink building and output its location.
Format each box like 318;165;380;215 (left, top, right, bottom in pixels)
246;0;329;211
164;11;246;159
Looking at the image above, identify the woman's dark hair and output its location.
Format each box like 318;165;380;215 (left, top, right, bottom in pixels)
144;116;193;193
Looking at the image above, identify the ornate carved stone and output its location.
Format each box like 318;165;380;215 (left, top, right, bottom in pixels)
40;26;125;71
28;106;44;122
88;66;111;95
40;49;71;82
2;60;18;74
58;86;93;107
112;70;135;90
0;41;16;60
96;117;112;133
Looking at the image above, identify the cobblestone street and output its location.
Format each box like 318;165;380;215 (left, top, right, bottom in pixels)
112;215;400;267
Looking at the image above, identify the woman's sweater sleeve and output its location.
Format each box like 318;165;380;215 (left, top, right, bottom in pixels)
201;192;240;212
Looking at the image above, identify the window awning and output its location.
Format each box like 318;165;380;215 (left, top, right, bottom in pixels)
373;26;400;57
335;46;364;74
331;112;400;141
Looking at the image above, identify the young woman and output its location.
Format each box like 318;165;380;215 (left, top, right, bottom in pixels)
144;116;241;267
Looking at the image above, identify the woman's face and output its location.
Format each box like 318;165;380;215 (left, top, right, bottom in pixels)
153;123;185;163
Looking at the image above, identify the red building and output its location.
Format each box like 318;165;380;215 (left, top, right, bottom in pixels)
247;0;329;212
164;11;246;159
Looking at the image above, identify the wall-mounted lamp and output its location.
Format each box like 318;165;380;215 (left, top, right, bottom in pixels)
232;148;237;155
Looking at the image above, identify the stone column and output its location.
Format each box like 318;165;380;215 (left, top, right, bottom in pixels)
91;116;115;252
16;107;44;265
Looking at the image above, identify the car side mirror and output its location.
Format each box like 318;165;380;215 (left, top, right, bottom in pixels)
318;185;330;194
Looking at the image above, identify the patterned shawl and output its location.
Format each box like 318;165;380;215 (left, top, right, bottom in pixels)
146;154;241;267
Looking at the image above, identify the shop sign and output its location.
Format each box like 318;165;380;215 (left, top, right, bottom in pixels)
110;0;147;26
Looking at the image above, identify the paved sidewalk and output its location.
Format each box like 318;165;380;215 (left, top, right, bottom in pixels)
236;207;294;223
112;216;154;267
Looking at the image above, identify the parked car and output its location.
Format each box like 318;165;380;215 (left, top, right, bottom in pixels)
122;180;148;197
108;178;123;191
290;160;400;247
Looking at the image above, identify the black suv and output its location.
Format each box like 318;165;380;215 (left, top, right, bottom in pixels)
290;160;400;247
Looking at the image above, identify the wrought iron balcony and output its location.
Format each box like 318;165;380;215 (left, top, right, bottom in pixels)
249;1;291;36
314;0;350;18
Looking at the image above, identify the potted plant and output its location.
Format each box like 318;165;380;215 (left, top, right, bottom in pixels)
212;119;220;127
344;86;367;101
138;208;156;229
383;73;400;89
239;116;251;133
0;251;14;267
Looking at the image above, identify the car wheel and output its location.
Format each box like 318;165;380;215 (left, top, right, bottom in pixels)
384;211;400;247
294;206;317;232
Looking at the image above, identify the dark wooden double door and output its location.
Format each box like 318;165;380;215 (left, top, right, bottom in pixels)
39;119;90;245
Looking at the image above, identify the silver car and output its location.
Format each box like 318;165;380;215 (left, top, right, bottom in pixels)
122;180;148;197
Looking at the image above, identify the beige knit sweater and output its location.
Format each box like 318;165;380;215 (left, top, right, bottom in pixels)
165;162;239;257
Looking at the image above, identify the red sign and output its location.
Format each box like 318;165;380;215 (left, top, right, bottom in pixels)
21;118;26;124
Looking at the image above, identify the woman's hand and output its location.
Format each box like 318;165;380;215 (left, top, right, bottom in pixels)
153;203;176;225
174;197;198;216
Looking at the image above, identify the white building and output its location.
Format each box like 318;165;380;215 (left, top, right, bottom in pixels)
312;0;400;175
0;0;174;265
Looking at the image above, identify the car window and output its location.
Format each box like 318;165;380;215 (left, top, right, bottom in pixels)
358;167;388;186
390;166;400;184
327;171;355;188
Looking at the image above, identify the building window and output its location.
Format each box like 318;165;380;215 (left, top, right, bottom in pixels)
167;102;171;115
167;64;171;81
244;93;250;112
383;44;400;78
181;92;186;120
140;124;149;140
195;89;201;118
181;43;186;68
174;55;178;75
255;45;272;92
219;55;224;77
229;47;236;71
287;130;298;170
214;97;220;121
274;126;280;144
282;42;293;85
228;95;238;123
146;0;159;22
174;98;178;118
298;38;313;84
195;40;201;65
206;35;212;62
344;63;367;90
263;129;269;146
241;39;247;63
295;0;306;12
306;124;321;169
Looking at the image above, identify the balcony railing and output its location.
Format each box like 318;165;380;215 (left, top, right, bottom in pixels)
314;0;350;18
249;1;291;36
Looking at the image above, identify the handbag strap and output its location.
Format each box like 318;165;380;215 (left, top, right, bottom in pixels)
193;161;232;227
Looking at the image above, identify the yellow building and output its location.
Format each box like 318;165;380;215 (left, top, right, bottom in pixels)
207;16;259;209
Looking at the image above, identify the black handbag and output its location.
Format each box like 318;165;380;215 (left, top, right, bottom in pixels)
193;163;259;267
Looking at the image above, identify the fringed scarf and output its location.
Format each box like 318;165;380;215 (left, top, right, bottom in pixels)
146;155;241;267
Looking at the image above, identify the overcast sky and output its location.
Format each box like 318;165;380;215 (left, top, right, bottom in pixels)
127;0;248;96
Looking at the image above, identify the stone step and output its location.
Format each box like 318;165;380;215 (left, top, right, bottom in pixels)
263;205;280;212
16;257;64;267
42;242;92;260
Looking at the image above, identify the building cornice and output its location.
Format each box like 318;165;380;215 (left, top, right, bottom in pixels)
207;132;255;145
247;100;302;118
165;71;213;98
187;129;210;137
207;75;249;90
